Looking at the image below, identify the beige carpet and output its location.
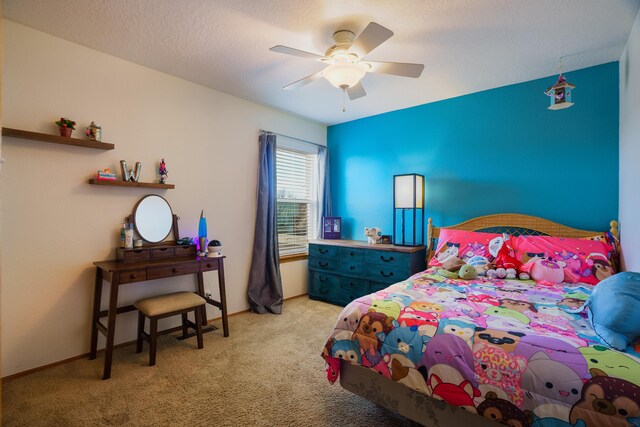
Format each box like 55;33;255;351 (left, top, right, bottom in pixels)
2;296;419;426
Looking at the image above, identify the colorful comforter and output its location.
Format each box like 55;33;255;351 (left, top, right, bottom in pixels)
322;268;640;427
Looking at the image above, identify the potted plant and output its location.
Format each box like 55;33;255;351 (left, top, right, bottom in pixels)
54;117;76;137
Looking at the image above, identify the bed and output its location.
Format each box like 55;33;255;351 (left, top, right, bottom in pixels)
321;214;640;427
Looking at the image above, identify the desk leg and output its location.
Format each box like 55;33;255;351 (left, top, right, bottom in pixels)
102;277;120;380
218;259;229;337
196;272;208;327
89;268;103;360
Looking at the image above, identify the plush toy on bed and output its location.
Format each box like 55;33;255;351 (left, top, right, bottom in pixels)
458;264;478;280
575;272;640;351
364;227;382;244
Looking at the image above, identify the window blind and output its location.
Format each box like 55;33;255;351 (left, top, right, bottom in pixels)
276;147;316;256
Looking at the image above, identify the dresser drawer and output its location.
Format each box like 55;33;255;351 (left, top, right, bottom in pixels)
151;247;175;259
369;281;392;293
366;265;409;284
338;277;367;294
117;269;147;284
147;261;200;280
336;278;368;306
366;249;410;268
308;256;340;271
309;244;340;259
340;247;365;261
339;260;366;275
309;271;339;301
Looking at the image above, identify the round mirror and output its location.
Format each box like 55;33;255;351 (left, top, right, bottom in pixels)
133;195;173;243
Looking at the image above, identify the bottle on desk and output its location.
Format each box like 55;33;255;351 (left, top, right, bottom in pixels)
125;223;134;249
120;223;127;248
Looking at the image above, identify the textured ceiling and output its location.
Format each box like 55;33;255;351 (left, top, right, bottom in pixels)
4;0;640;125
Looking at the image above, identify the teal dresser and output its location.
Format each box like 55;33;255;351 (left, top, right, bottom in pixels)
308;240;426;306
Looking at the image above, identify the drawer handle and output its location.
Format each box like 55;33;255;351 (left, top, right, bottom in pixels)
349;266;355;270
207;263;213;268
350;251;355;256
133;249;144;253
319;288;329;295
380;271;394;278
350;282;356;287
319;277;328;283
380;256;394;262
130;273;137;279
158;248;168;252
319;261;329;267
319;248;329;254
172;268;178;273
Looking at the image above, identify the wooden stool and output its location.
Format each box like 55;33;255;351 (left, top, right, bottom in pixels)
134;291;206;366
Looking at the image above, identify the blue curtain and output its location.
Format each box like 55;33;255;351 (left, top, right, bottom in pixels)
247;133;283;314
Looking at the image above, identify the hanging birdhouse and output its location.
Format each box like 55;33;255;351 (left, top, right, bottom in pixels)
544;74;575;110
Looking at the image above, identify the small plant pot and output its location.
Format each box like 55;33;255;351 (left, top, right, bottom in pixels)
59;126;73;137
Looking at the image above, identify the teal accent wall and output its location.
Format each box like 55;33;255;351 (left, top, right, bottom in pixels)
328;62;619;240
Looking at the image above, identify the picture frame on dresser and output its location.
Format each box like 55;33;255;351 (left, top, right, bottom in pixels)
308;239;426;306
321;217;342;239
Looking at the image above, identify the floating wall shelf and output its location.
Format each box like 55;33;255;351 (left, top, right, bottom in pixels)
2;127;115;150
88;179;175;189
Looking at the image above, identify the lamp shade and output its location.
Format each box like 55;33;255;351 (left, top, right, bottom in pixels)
394;174;424;209
393;173;425;247
323;63;367;89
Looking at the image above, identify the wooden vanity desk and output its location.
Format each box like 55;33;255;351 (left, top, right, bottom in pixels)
90;247;229;380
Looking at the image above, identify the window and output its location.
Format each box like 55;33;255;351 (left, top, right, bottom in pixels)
276;145;317;257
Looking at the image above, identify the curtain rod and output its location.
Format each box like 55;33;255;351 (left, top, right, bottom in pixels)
259;129;325;149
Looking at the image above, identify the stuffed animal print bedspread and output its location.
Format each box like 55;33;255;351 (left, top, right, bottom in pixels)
322;268;640;427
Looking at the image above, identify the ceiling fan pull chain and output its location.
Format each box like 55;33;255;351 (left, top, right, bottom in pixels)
342;89;346;112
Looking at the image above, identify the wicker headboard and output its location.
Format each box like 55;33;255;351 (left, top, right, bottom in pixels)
426;213;619;262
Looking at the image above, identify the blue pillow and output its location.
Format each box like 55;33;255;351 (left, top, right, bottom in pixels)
586;272;640;351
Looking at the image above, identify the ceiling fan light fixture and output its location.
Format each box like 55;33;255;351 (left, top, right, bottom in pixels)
322;62;368;89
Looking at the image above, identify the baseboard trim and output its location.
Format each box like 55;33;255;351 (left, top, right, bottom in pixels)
2;293;310;381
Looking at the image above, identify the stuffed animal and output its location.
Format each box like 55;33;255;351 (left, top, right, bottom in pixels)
580;272;640;350
364;227;382;244
441;257;466;272
458;264;478;280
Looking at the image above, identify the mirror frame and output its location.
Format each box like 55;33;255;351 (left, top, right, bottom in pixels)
132;195;176;243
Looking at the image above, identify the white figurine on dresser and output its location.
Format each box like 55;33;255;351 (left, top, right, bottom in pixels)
364;227;382;244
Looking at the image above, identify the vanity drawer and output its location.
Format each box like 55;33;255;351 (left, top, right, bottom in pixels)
366;250;409;268
117;269;147;284
151;247;175;259
175;245;197;257
200;259;220;272
147;261;200;280
116;248;151;263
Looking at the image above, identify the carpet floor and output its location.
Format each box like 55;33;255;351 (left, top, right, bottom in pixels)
2;296;419;426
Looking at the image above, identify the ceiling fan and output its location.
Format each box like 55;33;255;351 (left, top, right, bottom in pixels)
270;22;424;105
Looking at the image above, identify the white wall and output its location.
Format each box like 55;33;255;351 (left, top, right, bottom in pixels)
0;20;323;376
620;9;640;272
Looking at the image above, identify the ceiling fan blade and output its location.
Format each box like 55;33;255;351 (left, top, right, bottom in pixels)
347;82;366;100
283;71;324;90
270;45;325;61
349;22;394;58
367;61;424;78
